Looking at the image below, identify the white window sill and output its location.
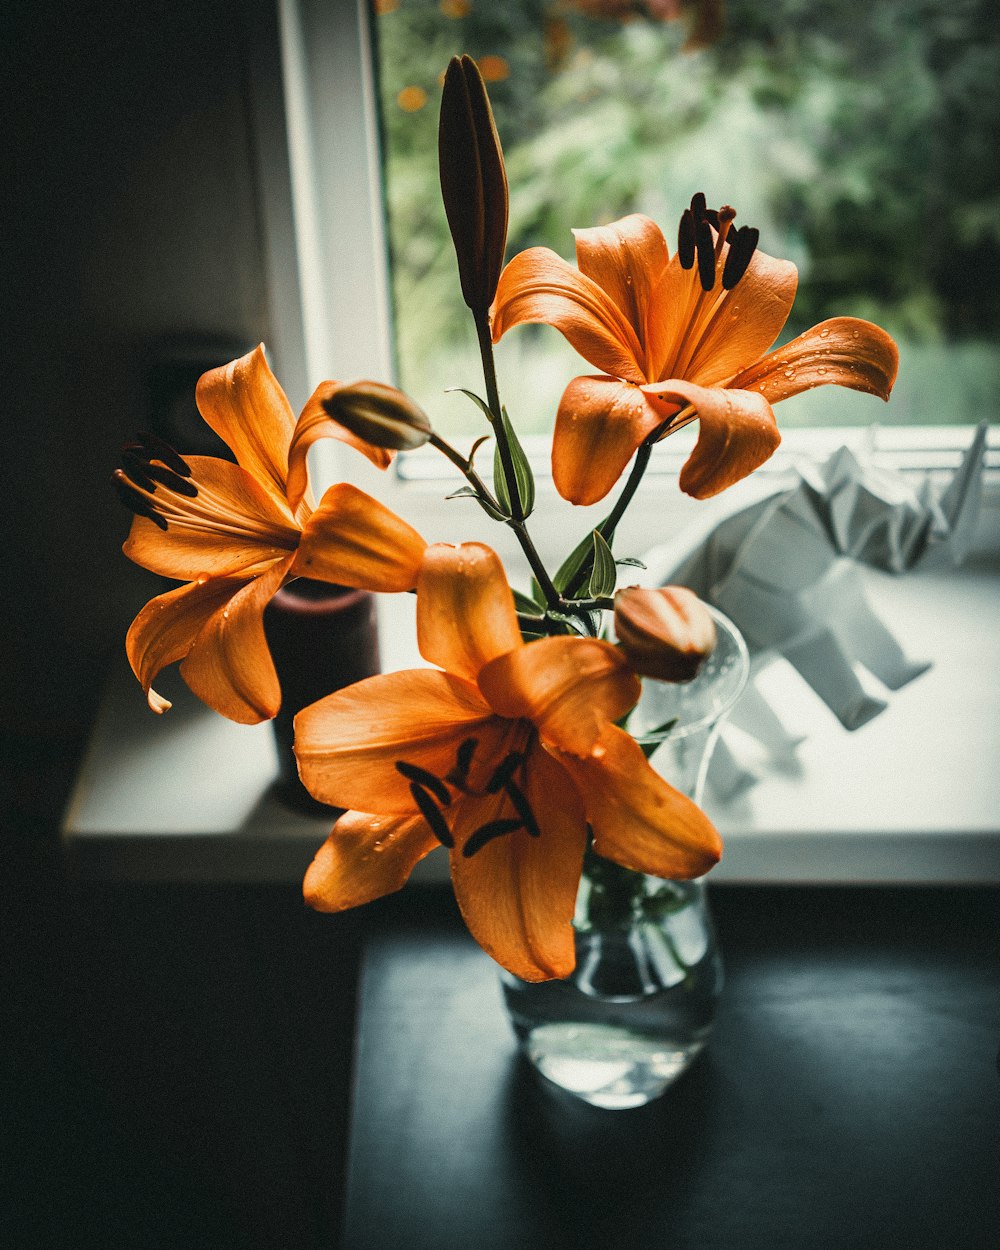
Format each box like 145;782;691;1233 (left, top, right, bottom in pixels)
62;539;1000;886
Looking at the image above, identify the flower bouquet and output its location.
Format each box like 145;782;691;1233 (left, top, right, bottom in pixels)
114;57;897;990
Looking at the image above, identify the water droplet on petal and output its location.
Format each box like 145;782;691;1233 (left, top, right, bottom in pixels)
819;327;830;338
784;367;795;378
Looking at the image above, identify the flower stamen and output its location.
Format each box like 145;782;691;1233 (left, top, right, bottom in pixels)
462;816;524;858
395;760;451;806
408;781;455;848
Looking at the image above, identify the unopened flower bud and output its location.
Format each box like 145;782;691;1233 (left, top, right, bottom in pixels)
321;381;432;452
614;586;716;682
438;54;509;314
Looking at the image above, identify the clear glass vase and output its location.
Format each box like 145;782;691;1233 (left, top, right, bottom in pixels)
501;607;749;1110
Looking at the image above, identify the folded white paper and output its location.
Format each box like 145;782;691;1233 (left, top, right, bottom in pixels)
642;423;988;795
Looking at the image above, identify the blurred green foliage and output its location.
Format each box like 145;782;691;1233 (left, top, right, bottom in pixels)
373;0;1000;432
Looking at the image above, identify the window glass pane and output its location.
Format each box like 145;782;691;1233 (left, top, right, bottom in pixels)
372;0;1000;437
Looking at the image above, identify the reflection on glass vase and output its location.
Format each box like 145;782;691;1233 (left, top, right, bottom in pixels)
501;607;749;1110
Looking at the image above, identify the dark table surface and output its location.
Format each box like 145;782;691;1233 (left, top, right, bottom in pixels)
342;886;1000;1250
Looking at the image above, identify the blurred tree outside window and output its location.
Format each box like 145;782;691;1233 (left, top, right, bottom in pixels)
372;0;1000;438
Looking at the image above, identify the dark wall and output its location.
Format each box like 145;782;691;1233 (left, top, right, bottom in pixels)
3;0;273;759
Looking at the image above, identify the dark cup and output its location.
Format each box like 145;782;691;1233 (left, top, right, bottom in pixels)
263;579;381;813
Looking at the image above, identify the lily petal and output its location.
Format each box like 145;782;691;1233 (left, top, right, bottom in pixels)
478;636;640;758
553;375;665;506
573;214;669;372
416;543;522;683
293;483;426;593
642;377;781;499
294;669;500;814
491;246;646;383
553;724;723;879
123;455;300;581
732;317;899;403
303;811;440;912
450;741;586;981
179;555;295;724
194;345;297;505
126;575;244;714
682;246;798;386
287;382;394;517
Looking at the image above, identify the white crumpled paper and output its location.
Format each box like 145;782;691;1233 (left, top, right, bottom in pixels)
641;423;989;798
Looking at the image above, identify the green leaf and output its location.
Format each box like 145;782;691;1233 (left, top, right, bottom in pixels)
512;588;543;615
468;434;492;469
588;530;617;598
638;717;678;759
445;387;494;425
616;557;647;570
553;529;597;596
445;484;506;522
543;609;590;637
492;407;535;518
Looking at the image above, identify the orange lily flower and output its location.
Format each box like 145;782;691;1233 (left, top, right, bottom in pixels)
491;200;899;505
296;542;722;981
115;345;426;723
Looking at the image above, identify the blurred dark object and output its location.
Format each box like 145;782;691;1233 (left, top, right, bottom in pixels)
146;336;254;458
263;580;381;814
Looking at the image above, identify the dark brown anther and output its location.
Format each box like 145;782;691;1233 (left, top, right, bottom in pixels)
678;209;696;269
690;191;707;220
137;431;193;478
696;219;716;291
485;750;523;794
703;207;720;229
120;452;158;492
503;778;540;838
141;459;199;496
445;737;478;790
409;782;455;848
396;761;451;806
112;470;168;529
462;817;523;858
721;225;759;290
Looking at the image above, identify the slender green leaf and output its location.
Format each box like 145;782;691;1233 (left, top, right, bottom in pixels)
588;530;617;598
512;588;543;615
616;557;647;570
445;484;506;522
492;407;534;518
445;387;495;425
553;529;596;595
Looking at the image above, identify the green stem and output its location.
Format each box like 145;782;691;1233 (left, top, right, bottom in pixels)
563;419;669;600
474;311;523;525
429;432;501;510
509;519;560;609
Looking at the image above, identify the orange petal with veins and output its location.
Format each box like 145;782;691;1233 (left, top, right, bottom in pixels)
194;345;296;506
491;246;646;383
416;543;522;683
551;724;723;879
732;317;899;403
123;455;300;581
643;377;781;499
478;636;640;758
449;741;586;981
303;811;440;911
178;555;295;723
287;381;394;517
293;483;426;593
294;669;499;814
552;375;664;506
126;575;246;714
573;214;669;373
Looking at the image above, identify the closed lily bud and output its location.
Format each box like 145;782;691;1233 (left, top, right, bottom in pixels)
321;381;432;452
614;586;717;683
438;54;509;314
